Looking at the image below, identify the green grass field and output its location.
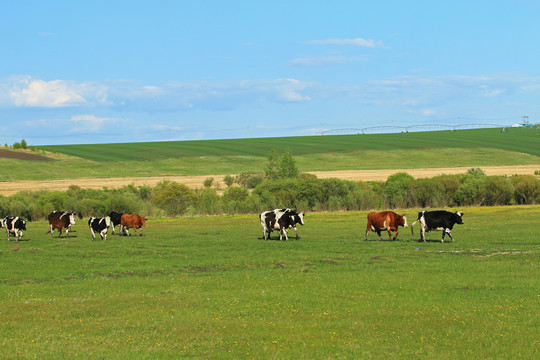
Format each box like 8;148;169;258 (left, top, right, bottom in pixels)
37;127;540;160
1;205;539;359
1;128;539;181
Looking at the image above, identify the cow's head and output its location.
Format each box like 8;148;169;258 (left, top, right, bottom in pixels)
104;216;111;227
400;214;408;228
455;211;464;224
20;219;27;231
296;212;305;226
68;213;76;225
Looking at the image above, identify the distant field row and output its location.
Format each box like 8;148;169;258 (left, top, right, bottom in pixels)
37;127;540;161
1;147;539;182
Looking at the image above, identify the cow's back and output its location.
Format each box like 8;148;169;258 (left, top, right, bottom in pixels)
121;214;145;228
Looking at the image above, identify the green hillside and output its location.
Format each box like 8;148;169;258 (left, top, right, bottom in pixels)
37;127;540;161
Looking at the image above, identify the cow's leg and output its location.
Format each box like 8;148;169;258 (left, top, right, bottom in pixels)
387;228;393;241
279;227;289;241
376;229;383;241
293;226;299;240
445;229;454;243
139;227;143;236
441;230;446;243
49;224;54;238
420;226;426;242
90;228;96;241
393;228;398;241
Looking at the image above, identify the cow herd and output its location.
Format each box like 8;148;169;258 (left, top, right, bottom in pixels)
1;208;464;243
365;209;464;243
0;211;147;242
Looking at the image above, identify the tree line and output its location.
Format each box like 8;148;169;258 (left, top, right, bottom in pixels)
1;167;539;221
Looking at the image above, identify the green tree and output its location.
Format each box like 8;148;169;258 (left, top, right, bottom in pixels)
264;149;281;179
278;149;299;178
152;180;195;215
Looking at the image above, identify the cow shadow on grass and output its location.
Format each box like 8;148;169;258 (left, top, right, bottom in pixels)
258;236;300;241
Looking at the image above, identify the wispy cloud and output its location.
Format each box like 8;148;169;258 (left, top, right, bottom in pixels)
288;55;369;67
307;37;385;48
69;115;122;133
4;76;109;108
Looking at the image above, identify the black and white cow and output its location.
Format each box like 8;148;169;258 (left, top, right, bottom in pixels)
260;208;305;241
88;216;111;241
108;211;124;235
411;210;464;243
2;216;27;241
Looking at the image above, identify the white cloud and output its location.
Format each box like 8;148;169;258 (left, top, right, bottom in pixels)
10;78;85;107
69;114;120;132
5;76;110;108
288;55;369;67
307;37;385;48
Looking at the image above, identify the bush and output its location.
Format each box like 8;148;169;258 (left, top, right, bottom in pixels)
467;167;486;177
512;175;540;204
223;175;235;187
481;176;513;206
194;188;222;215
152;181;195;215
454;176;485;206
385;172;415;208
203;177;214;188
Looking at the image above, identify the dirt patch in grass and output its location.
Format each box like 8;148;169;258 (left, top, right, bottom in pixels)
0;149;54;161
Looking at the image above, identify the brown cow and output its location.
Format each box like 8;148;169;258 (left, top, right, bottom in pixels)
120;214;147;236
48;211;76;238
365;211;408;241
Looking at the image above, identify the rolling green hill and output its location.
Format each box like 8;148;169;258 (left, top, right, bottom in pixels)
37;127;540;161
0;127;538;182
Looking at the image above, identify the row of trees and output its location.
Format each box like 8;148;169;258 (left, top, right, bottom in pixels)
1;170;538;221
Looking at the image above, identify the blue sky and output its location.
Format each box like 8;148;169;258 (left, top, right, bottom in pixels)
1;1;539;145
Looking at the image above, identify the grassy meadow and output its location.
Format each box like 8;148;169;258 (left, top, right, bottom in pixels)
1;128;539;182
1;205;539;359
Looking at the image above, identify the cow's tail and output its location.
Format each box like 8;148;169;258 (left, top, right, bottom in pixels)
411;211;425;236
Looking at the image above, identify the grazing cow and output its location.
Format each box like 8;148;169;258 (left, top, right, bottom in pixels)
260;208;305;241
88;216;111;241
48;211;76;238
108;211;124;235
365;211;408;241
411;210;464;243
120;214;147;236
2;216;27;241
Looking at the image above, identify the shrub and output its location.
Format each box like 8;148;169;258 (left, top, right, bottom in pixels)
223;186;249;202
454;176;485;206
481;176;513;206
223;175;235;187
511;175;540;204
194;188;222;215
203;177;214;188
385;172;415;208
152;181;196;216
467;167;486;177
